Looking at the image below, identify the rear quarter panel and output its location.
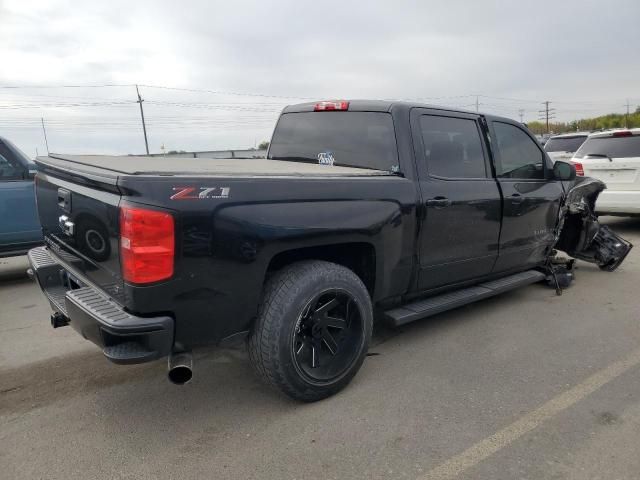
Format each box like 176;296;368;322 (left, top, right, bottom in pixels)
118;175;418;347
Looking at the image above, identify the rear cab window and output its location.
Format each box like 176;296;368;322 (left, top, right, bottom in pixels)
268;112;399;172
574;134;640;159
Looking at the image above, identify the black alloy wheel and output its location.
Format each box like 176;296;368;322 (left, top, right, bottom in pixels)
291;289;365;384
248;260;373;402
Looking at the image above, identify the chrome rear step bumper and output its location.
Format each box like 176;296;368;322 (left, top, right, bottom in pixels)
27;246;174;364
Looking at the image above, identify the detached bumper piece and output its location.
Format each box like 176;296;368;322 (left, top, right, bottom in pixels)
571;225;633;272
27;246;174;364
555;178;633;272
591;225;633;272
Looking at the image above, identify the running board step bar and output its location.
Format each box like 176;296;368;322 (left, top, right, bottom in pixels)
385;270;546;327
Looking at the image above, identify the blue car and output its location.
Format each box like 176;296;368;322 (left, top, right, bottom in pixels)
0;136;42;257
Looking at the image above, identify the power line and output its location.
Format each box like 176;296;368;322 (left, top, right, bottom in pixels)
0;83;136;89
1;83;638;109
0;83;312;104
0;101;137;109
390;94;476;102
145;101;282;112
138;84;313;100
478;94;542;104
0;91;136;102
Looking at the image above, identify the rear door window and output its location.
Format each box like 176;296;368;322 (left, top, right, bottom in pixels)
493;122;545;180
268;112;399;171
574;135;640;159
544;136;587;153
418;115;487;178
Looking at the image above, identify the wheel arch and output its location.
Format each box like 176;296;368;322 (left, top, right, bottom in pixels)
266;242;377;298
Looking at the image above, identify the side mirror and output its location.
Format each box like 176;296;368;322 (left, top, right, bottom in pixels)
553;160;576;181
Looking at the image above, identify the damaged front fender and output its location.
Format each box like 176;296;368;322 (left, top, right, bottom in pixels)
554;178;633;271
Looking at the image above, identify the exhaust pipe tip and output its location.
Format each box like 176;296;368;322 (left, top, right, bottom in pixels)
168;365;193;385
168;351;193;385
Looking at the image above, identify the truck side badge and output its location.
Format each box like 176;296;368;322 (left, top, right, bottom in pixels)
170;187;231;200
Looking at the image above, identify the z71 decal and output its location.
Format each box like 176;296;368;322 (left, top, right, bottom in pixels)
170;186;231;200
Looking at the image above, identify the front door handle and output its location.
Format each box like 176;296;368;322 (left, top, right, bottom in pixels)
425;197;451;208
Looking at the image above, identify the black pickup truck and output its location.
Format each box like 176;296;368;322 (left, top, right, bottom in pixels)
27;100;631;401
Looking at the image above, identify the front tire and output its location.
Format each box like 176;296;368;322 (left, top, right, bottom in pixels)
248;260;373;402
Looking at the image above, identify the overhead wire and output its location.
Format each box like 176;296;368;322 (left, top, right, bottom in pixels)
2;83;636;153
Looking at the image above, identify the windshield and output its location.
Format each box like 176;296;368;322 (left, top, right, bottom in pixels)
574;135;640;159
268;112;399;172
2;138;34;166
544;136;587;153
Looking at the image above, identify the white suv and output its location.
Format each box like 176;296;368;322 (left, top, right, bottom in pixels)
572;129;640;216
544;132;589;162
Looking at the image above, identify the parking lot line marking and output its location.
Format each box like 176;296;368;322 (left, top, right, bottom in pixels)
419;346;640;480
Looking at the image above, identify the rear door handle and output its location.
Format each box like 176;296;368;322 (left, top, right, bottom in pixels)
425;197;451;208
510;193;524;204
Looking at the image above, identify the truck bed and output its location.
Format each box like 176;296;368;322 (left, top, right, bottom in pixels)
37;154;392;178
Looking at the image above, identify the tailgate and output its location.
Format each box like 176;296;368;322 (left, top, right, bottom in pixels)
582;158;640;190
35;161;125;304
574;132;640;191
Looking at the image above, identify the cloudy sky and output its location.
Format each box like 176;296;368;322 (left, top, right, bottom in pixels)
1;0;639;157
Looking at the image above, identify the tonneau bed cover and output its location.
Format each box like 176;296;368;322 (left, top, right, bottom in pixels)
36;154;392;177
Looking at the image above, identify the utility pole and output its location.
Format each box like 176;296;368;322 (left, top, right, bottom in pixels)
475;95;479;113
518;109;525;123
624;99;631;128
136;85;150;155
538;101;556;134
41;117;50;155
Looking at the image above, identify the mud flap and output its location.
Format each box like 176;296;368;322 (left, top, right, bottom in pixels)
554;178;633;272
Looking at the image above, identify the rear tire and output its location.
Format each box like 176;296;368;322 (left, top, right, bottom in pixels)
248;260;372;402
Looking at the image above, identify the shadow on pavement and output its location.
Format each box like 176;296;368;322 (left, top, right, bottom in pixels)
0;255;30;283
600;216;640;236
0;284;535;419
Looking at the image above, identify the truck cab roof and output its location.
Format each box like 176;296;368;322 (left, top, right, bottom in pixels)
283;99;497;119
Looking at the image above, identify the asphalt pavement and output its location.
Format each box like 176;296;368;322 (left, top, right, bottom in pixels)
1;217;639;480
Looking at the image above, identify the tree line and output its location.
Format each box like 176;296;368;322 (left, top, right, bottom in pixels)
526;107;640;135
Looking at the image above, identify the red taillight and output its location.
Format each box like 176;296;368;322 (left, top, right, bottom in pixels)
120;206;174;284
314;100;349;111
572;161;585;176
612;131;632;137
